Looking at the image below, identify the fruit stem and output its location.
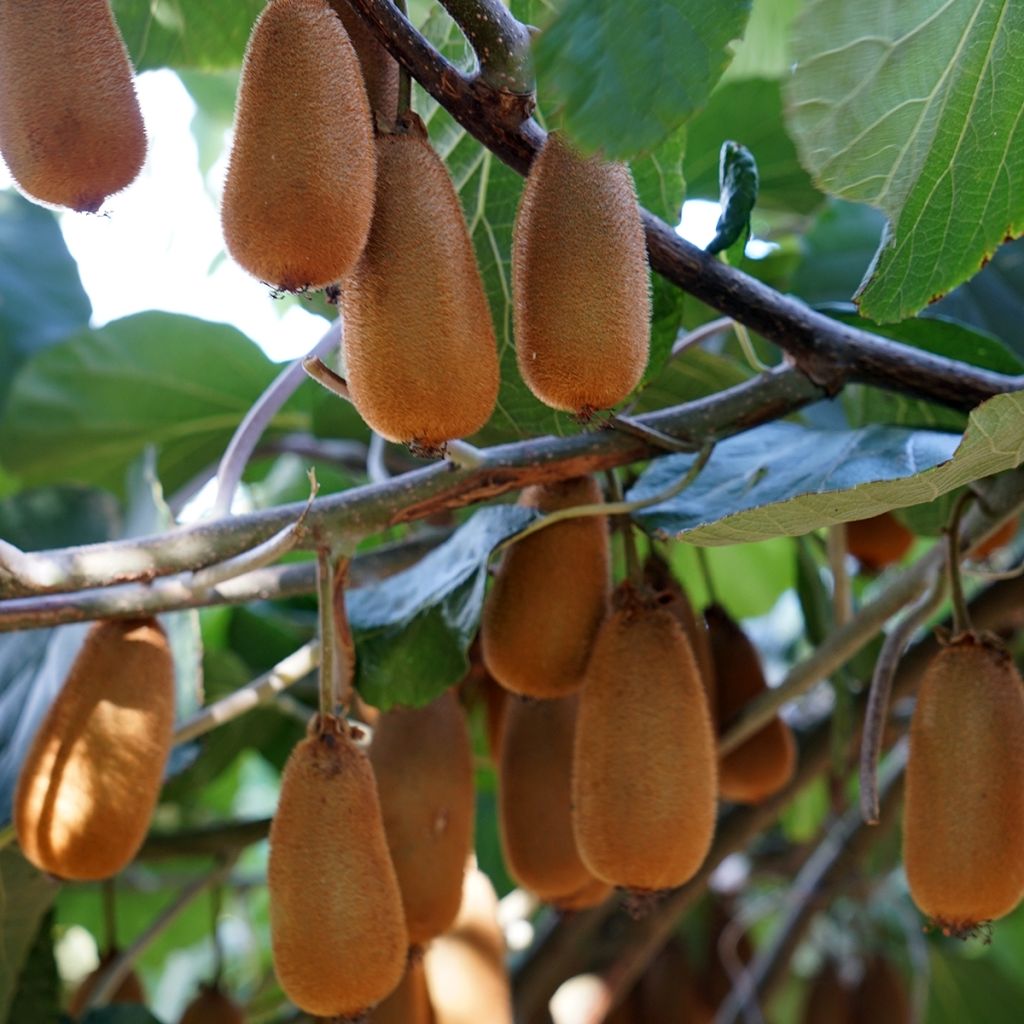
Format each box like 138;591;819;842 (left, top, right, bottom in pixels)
395;0;413;118
695;546;719;608
605;471;643;588
946;490;974;635
859;569;945;824
332;557;357;711
302;355;352;401
317;547;339;717
826;523;852;628
732;320;771;372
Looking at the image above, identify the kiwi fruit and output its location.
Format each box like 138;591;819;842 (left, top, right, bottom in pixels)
221;0;376;292
423;866;512;1024
498;694;601;905
572;584;717;892
705;604;796;805
643;550;715;700
481;476;610;699
342;114;500;449
68;950;145;1017
903;633;1024;932
369;958;434;1024
971;515;1018;558
845;512;914;571
370;690;475;946
801;962;852;1024
178;983;245;1024
852;956;910;1024
329;1;399;121
268;714;407;1017
15;618;175;881
512;132;650;416
551;875;612;912
0;0;145;212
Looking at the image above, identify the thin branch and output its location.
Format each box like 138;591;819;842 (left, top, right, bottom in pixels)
302;355;352;401
859;570;945;824
827;523;852;628
139;819;271;861
438;0;534;94
946;490;974;634
173;641;319;745
212;320;341;517
670;317;734;359
367;432;391;484
445;438;486;468
317;549;337;717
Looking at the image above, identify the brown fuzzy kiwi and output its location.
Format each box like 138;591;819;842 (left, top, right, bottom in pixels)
551;875;612;912
845;512;914;571
512;132;650;416
903;633;1024;933
801;963;852;1024
423;866;512;1024
481;476;610;699
68;950;145;1017
268;715;407;1017
329;1;399;122
0;0;145;212
178;983;245;1024
342;114;500;449
572;584;717;892
15;618;175;881
221;0;375;292
971;515;1018;559
368;958;434;1024
498;694;602;905
705;604;796;805
851;956;910;1024
370;690;475;946
643;550;715;700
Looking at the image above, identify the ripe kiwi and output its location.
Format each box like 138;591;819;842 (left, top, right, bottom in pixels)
512;132;650;416
329;1;399;121
705;604;796;805
971;515;1018;558
903;633;1024;932
643;550;715;700
852;956;910;1024
221;0;376;292
68;950;145;1017
423;866;512;1024
15;618;175;881
498;694;602;905
845;512;914;571
369;958;434;1024
801;962;852;1024
178;983;245;1024
551;875;612;912
481;476;610;699
268;714;407;1017
572;584;717;892
342;114;500;449
0;0;145;212
370;690;475;946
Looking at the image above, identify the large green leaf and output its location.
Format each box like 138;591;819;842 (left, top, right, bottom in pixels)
5;909;58;1024
723;0;800;81
348;507;533;710
531;1;753;159
0;313;302;495
786;0;1024;322
112;0;263;71
0;851;60;1024
628;392;1024;542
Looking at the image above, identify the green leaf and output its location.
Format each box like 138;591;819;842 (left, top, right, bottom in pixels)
927;946;1024;1024
723;0;800;82
627;393;1024;542
633;347;751;415
631;125;687;224
0;851;60;1023
785;0;1024;322
0;487;120;554
0;313;301;496
112;0;263;71
706;141;759;255
348;507;534;710
0;193;91;418
532;0;753;159
684;79;820;214
6;910;59;1024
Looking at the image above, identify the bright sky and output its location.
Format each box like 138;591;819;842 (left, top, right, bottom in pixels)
1;69;731;364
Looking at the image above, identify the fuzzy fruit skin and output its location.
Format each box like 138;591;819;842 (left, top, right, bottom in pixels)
15;618;175;881
178;984;245;1024
551;874;612;911
513;132;650;415
369;958;434;1024
498;694;600;904
68;951;145;1017
423;867;512;1024
268;715;407;1018
572;586;717;891
342;116;499;448
481;476;610;699
852;957;910;1024
221;0;375;292
903;634;1024;931
370;691;475;946
845;513;914;571
329;0;399;121
0;0;145;212
705;604;796;805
